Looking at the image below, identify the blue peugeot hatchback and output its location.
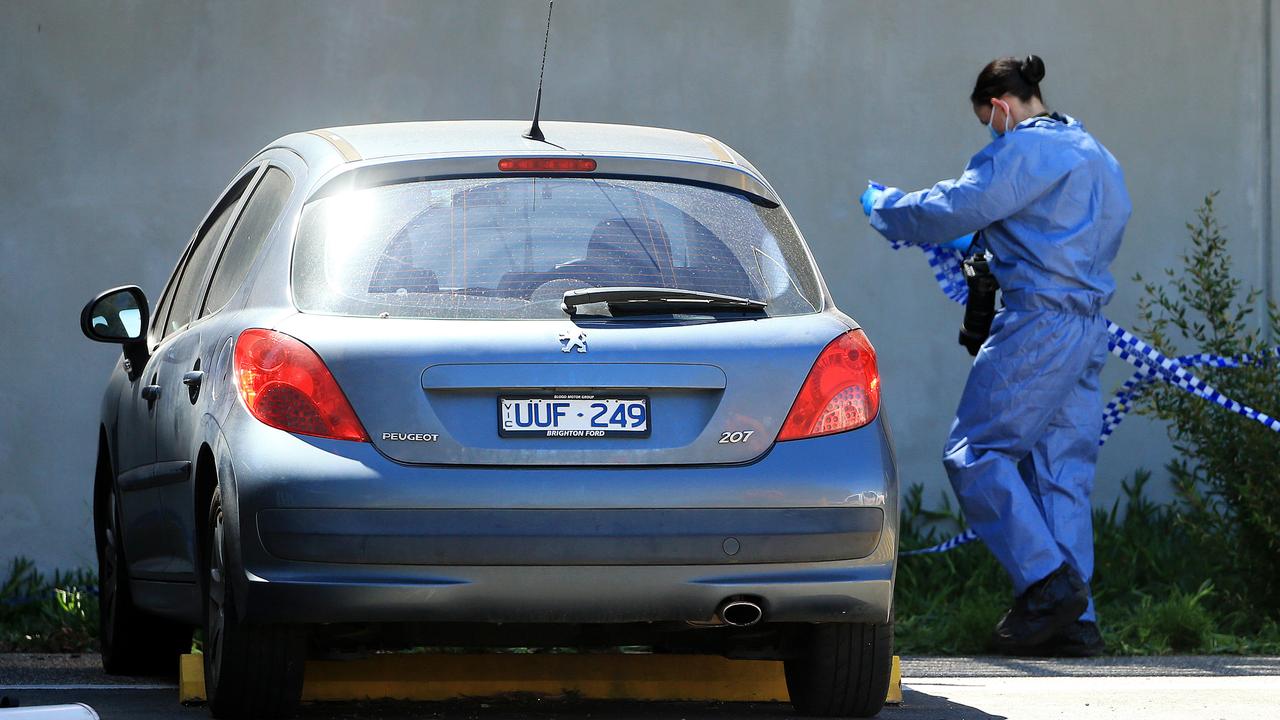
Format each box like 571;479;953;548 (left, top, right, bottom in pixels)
80;121;898;718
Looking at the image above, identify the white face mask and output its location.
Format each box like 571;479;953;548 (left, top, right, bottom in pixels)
988;98;1012;140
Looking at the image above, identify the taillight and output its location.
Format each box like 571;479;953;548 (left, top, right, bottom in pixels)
233;328;368;442
777;329;881;442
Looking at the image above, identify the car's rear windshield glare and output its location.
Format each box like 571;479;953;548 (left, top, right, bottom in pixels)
292;177;823;320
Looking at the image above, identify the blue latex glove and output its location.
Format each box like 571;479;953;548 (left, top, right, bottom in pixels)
860;182;887;217
940;233;976;251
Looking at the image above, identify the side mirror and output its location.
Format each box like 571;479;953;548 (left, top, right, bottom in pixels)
81;285;151;376
81;286;149;343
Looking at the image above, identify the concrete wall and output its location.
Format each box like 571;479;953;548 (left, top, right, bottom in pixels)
2;0;1275;571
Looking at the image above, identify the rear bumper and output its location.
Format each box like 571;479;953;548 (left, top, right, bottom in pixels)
242;561;894;624
257;507;884;566
222;409;899;625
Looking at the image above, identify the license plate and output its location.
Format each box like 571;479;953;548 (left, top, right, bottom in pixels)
499;395;650;438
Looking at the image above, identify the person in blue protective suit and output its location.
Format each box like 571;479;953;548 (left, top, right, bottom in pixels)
861;55;1131;657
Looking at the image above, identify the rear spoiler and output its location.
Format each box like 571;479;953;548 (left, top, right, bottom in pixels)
307;153;781;207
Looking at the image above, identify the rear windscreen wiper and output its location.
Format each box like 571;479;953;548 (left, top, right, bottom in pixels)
561;287;768;317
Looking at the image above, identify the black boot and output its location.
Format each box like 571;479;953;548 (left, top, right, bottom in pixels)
1050;620;1106;657
1002;620;1107;658
992;563;1089;654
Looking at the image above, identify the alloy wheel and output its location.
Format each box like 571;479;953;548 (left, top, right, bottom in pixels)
206;503;227;690
100;491;121;643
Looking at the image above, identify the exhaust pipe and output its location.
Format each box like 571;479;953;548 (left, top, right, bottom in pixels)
718;598;764;627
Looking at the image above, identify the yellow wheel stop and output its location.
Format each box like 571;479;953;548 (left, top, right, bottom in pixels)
179;653;902;705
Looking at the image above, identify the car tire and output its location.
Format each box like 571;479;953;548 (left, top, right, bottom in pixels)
203;487;306;719
783;617;894;718
97;484;191;676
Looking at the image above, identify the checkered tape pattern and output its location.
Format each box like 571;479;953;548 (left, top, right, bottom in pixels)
902;528;980;556
888;240;970;303
1100;348;1278;445
1105;324;1280;438
893;242;1279;556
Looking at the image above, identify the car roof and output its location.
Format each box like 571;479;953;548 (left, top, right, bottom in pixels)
275;120;753;169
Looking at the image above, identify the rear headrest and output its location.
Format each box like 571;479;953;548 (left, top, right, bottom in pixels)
586;216;673;271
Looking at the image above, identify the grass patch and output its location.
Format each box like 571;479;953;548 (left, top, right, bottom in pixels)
0;557;98;652
897;470;1280;655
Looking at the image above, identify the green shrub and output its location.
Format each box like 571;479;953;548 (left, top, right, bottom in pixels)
1132;192;1280;612
0;557;99;652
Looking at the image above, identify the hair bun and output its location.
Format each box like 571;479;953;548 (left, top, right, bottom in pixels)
1020;54;1046;84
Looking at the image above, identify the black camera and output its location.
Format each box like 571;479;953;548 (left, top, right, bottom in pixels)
959;252;999;356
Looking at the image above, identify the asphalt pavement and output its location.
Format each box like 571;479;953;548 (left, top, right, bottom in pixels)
3;653;1279;719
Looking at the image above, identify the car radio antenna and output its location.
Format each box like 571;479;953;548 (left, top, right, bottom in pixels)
523;1;554;143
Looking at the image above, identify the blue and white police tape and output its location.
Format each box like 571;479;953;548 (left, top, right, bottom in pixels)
888;240;971;304
902;528;980;556
894;241;1280;556
1100;346;1280;444
1104;327;1280;438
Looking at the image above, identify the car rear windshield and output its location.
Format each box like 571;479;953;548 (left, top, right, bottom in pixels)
292;177;823;320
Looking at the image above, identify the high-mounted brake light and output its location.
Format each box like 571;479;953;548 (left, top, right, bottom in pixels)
498;157;597;172
233;329;368;442
777;330;881;442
